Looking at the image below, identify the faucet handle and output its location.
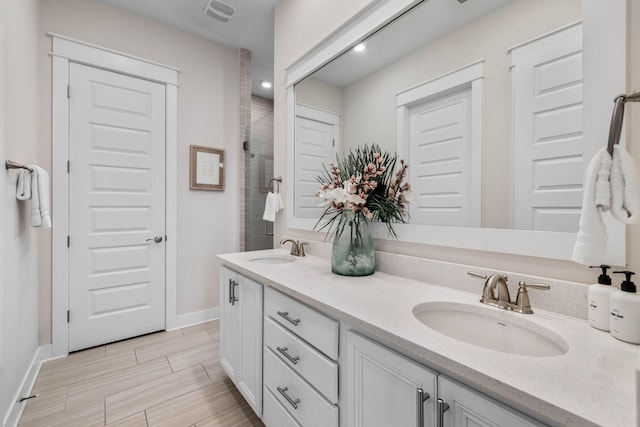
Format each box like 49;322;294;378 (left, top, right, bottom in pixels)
297;242;308;257
468;271;495;302
513;281;550;314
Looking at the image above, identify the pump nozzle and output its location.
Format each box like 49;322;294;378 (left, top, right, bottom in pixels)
590;265;612;285
613;270;636;293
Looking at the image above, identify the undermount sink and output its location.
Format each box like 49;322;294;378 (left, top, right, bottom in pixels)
413;302;568;357
247;253;297;264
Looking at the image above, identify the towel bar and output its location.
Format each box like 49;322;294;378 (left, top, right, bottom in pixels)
5;160;34;172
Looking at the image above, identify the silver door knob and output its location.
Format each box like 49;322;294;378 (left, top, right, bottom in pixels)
146;236;163;243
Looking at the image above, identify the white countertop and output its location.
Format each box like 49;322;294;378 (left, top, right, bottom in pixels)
218;249;639;427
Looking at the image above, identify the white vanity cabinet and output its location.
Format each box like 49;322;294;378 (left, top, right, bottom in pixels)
437;376;544;427
345;330;544;427
219;266;263;417
345;330;437;427
262;287;339;427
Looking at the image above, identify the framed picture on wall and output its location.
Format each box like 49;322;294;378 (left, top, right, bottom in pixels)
190;145;225;191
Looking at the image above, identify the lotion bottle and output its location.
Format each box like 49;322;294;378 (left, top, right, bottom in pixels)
588;265;615;331
609;270;640;344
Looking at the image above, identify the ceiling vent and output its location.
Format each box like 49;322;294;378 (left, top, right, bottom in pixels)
204;0;236;23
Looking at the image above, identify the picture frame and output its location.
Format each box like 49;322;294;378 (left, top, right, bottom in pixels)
190;145;225;191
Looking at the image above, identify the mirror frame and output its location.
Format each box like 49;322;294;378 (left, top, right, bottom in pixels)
286;0;627;264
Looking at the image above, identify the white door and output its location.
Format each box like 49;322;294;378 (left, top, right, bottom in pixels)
68;62;166;352
511;24;583;232
295;104;338;219
345;330;437;427
409;88;477;227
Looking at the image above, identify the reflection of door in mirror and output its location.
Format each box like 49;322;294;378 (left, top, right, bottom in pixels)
294;104;339;219
511;23;583;233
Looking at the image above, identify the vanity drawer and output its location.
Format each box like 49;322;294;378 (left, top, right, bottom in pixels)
263;386;301;427
264;347;339;427
265;287;338;360
264;316;338;404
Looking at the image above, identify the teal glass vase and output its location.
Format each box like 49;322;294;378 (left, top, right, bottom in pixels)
331;211;375;276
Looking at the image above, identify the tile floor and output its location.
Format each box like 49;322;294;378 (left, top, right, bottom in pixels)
19;320;264;427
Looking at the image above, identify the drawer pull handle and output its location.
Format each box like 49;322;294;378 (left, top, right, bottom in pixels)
437;398;450;427
417;388;430;427
277;386;300;410
276;346;300;365
277;311;301;326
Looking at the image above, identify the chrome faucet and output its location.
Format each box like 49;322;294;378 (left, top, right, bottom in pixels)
280;239;308;257
468;271;549;314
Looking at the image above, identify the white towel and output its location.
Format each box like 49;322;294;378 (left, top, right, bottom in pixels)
16;170;32;200
610;144;640;224
263;191;285;222
29;165;52;229
572;148;610;265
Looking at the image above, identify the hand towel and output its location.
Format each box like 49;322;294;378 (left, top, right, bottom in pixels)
263;192;279;222
16;170;32;200
572;148;610;265
29;165;52;229
610;144;640;224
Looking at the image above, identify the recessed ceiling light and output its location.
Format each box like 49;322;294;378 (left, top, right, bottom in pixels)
260;81;272;89
353;43;366;52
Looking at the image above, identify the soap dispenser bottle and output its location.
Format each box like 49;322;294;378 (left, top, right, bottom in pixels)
609;271;640;344
588;265;615;331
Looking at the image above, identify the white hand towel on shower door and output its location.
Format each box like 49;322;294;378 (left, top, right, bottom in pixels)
29;165;52;229
263;191;286;222
263;192;278;222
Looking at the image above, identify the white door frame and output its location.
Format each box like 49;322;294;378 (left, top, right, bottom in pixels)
50;33;179;357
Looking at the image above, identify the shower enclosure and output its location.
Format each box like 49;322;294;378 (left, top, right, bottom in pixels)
244;112;275;251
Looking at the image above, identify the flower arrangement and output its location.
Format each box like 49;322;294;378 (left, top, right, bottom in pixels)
315;144;412;239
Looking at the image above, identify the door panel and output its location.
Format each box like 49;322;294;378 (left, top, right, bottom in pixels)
294;106;338;220
68;63;166;351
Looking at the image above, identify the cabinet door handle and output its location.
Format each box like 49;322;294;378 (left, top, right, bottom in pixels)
276;386;300;410
437;398;450;427
228;279;233;304
276;346;300;365
277;311;300;326
417;388;430;427
231;280;239;305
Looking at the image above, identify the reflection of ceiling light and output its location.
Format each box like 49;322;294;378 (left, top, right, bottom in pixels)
353;43;366;52
260;81;272;89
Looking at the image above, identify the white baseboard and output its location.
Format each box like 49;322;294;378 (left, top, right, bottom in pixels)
170;307;219;331
3;344;52;427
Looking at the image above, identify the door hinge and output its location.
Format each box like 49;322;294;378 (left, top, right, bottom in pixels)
243;140;249;151
67;235;70;248
67;310;70;323
67;85;70;98
67;160;70;173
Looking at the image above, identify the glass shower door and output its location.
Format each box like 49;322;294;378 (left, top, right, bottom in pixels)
245;112;275;251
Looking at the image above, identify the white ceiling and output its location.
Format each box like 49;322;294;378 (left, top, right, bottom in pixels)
97;0;275;99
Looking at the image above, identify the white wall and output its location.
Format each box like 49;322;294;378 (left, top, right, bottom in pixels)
1;0;42;422
275;0;640;284
39;0;241;340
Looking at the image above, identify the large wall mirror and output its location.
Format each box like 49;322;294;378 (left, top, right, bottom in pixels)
286;0;627;263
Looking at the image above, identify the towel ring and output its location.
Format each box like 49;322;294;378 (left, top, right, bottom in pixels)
606;89;640;156
269;176;282;193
